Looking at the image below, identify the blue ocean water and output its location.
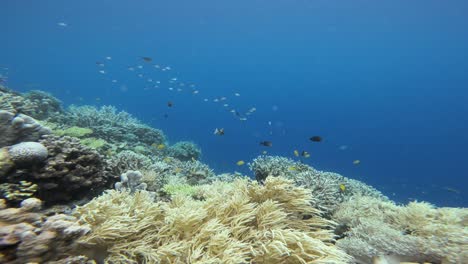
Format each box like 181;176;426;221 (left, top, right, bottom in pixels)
1;0;467;207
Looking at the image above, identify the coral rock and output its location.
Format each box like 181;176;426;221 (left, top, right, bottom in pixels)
7;142;48;167
0;110;51;148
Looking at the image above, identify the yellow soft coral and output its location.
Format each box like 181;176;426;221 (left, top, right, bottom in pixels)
74;177;351;263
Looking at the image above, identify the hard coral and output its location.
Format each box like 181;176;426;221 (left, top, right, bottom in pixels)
57;105;166;149
0;198;89;263
7;141;48;167
3;135;114;205
333;195;468;264
0;89;62;120
167;141;201;161
0;110;51;148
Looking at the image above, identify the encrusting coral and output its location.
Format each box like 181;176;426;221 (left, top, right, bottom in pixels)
333;195;468;264
0;198;91;263
0;110;52;148
74;177;351;263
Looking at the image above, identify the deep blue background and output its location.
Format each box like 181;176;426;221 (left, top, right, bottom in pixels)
1;0;467;207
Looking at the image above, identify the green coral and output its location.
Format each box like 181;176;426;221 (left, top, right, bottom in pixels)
162;183;201;197
80;137;107;149
55;126;93;138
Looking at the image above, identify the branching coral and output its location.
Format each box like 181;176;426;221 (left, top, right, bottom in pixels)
107;150;153;176
74;177;351;263
249;155;388;215
54;105;166;149
167;141;201;161
333;195;468;264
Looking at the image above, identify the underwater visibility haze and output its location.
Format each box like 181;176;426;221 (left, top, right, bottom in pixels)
0;1;467;263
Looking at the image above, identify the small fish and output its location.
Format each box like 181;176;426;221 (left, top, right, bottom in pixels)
214;128;225;136
288;166;297;171
106;56;112;60
294;150;299;157
443;187;460;194
262;150;268;155
57;22;67;27
223;104;229;107
339;145;348;150
137;65;143;69
167;101;173;107
192;90;199;94
157;144;165;150
203;98;208;102
236;160;245;166
301;151;310;158
142;56;152;62
220;97;227;101
234;93;240;96
96;61;105;66
339;184;346;192
154;64;160;68
163;113;169;118
353;160;361;165
128;67;135;71
239;117;247;121
111;80;117;83
260;141;272;147
248;107;256;112
310;136;323;142
99;70;106;74
137;74;143;78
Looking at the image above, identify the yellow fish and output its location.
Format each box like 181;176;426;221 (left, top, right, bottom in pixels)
339;184;346;192
353;160;361;165
294;150;299;157
236;160;245;166
288;166;297;171
157;144;165;150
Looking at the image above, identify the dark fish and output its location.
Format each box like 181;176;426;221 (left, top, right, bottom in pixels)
96;61;105;66
167;101;173;107
163;113;169;118
142;57;153;62
310;136;323;142
260;141;273;147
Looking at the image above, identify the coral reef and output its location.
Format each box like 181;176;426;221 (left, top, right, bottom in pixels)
333;195;468;263
107;150;153;176
74;177;351;263
249;155;388;214
167;141;201;161
0;181;37;204
0;88;62;120
115;170;149;194
2;135;114;204
7;142;48;167
54;105;166;149
55;126;93;138
0;110;51;148
0;198;90;263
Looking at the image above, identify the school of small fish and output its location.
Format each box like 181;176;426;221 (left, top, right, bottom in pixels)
94;56;366;169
